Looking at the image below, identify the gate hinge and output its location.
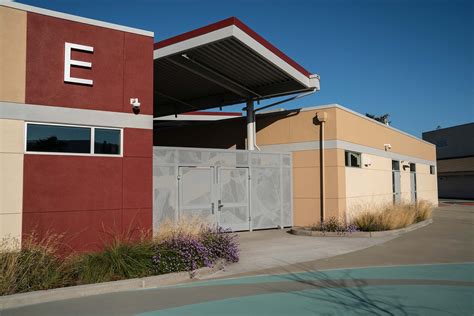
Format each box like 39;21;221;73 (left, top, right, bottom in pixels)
248;175;251;180
177;175;181;181
248;216;251;222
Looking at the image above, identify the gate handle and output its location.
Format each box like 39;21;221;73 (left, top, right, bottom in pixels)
218;200;224;210
211;202;215;214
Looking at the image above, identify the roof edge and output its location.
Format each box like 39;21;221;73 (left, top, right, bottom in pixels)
0;1;154;37
154;17;313;78
300;104;436;147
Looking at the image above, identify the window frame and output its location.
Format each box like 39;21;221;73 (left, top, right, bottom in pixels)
345;150;362;168
24;122;123;157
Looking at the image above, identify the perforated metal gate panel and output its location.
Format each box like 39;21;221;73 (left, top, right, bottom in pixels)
178;167;215;224
218;168;249;231
153;147;292;233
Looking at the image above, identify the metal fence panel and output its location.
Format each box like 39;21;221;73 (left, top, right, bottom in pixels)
153;146;292;233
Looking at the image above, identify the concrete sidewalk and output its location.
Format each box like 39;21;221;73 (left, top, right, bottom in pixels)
225;203;474;278
210;226;396;277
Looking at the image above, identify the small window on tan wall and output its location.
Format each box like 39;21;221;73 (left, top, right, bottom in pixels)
430;165;436;175
345;151;361;168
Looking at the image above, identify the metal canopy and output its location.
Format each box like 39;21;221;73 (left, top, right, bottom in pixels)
153;17;320;117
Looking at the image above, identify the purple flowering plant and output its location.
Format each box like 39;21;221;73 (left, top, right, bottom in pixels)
152;226;239;274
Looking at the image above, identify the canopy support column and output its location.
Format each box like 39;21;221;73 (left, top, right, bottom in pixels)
246;99;255;151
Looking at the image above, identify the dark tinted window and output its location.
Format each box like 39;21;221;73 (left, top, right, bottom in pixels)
345;151;361;168
430;165;435;174
392;160;400;171
410;163;416;172
94;129;120;155
27;124;91;153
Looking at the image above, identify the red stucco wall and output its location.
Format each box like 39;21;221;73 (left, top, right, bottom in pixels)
22;12;153;253
25;12;153;115
22;128;152;252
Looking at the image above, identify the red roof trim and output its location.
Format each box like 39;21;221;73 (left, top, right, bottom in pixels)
182;111;242;116
154;17;312;78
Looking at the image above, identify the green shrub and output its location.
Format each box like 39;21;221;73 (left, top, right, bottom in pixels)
73;239;154;284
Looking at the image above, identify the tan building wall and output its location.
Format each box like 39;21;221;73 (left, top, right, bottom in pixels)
334;107;435;161
416;163;438;204
292;148;346;226
0;119;25;246
0;6;26;103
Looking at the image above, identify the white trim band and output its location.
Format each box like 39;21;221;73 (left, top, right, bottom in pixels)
0;102;153;130
259;140;436;166
0;1;154;37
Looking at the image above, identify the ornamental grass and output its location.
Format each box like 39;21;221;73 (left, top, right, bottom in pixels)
351;200;434;232
0;221;239;296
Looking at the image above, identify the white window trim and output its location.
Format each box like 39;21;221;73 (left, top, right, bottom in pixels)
24;122;123;157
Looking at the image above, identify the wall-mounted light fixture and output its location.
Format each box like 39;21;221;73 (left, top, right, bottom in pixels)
384;143;392;151
130;98;141;114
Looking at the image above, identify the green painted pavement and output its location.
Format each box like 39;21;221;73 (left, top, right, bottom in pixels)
153;262;474;289
138;263;474;316
139;285;473;316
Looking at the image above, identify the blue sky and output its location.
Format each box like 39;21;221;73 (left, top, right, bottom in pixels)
18;0;473;137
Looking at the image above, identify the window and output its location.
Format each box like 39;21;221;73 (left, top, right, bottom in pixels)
430;165;435;175
94;128;121;155
26;123;121;156
26;124;91;153
409;163;416;172
345;151;361;168
392;160;400;171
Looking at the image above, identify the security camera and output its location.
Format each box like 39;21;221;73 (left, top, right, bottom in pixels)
384;144;392;151
130;98;141;110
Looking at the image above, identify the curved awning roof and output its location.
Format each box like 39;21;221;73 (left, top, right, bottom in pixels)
154;17;319;117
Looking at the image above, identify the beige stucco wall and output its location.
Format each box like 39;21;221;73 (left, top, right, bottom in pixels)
345;154;393;221
257;107;338;145
334;107;436;161
416;163;438;205
0;119;25;246
0;6;26;103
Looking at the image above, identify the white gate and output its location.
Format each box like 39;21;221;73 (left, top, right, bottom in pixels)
153;147;292;233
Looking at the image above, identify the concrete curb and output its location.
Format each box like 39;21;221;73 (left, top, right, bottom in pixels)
0;260;226;311
290;218;433;238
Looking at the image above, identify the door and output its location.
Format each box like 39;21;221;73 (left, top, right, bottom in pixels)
410;163;417;203
392;171;401;203
217;167;250;231
392;160;401;203
178;167;216;224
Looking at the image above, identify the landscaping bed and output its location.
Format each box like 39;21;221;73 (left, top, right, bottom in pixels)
290;200;434;237
0;218;239;296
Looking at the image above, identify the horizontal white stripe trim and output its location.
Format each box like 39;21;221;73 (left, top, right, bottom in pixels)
260;140;436;166
299;103;435;147
0;102;152;129
0;1;153;37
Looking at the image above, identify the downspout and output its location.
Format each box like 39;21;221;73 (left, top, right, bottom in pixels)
246;99;255;151
316;112;328;223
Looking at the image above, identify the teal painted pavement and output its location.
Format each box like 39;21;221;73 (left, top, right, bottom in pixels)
138;263;474;316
